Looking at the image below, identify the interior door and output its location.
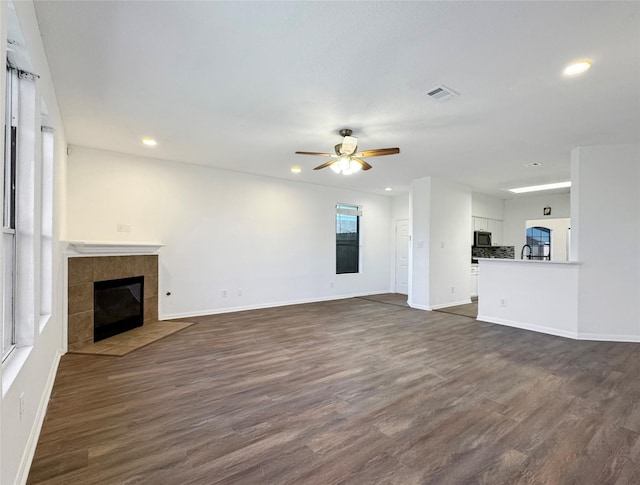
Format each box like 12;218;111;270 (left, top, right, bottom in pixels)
395;219;409;295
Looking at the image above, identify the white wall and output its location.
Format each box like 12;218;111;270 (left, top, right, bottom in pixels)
409;177;471;310
472;192;504;220
1;2;67;484
572;144;640;340
408;179;430;309
67;146;393;318
503;192;570;250
391;193;409;221
429;178;472;308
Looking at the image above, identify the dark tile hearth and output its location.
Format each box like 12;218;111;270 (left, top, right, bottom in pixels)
67;320;194;356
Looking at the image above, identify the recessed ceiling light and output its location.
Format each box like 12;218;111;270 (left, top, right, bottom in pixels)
290;166;301;174
563;60;591;76
508;181;571;194
523;162;542;168
385;187;392;191
141;137;157;147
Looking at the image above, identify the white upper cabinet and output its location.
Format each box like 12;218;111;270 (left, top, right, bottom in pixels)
472;217;503;245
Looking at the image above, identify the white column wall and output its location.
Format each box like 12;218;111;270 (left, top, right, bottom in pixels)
409;177;471;310
571;144;640;340
429;178;472;308
408;178;430;309
66;146;393;319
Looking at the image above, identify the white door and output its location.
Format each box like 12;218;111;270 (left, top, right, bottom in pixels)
395;220;409;295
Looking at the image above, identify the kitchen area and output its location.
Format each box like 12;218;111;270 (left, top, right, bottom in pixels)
471;195;579;339
470;215;514;298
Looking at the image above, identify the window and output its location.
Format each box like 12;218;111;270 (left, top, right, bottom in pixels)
40;120;54;323
526;226;551;261
2;64;40;361
3;67;17;359
336;204;361;274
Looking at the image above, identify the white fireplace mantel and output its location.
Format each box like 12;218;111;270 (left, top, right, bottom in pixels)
66;240;165;256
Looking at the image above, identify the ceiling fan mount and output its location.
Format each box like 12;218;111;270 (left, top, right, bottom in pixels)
295;128;399;175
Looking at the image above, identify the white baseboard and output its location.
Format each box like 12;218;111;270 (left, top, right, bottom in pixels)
160;290;392;321
577;332;640;343
16;349;63;485
408;303;431;311
430;299;472;310
477;315;640;342
476;315;579;340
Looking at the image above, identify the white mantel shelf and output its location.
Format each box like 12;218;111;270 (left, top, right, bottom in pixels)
66;241;165;255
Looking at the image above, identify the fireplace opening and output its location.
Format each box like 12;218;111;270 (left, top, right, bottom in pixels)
94;276;144;342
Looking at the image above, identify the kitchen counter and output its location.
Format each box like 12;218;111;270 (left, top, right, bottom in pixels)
476;258;580;266
477;258;582;339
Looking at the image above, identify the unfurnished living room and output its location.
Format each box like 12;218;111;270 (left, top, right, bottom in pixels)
1;1;639;484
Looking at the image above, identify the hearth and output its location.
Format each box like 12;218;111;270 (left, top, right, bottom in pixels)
94;276;144;342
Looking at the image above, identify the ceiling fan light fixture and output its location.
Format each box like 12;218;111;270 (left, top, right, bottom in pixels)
338;157;351;171
349;159;362;173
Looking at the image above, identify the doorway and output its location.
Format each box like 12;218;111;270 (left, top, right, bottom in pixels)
395;220;409;295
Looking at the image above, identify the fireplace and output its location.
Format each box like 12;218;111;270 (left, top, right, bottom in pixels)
67;253;159;351
94;276;144;342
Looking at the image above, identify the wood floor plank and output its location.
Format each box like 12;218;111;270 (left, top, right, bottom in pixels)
27;296;640;484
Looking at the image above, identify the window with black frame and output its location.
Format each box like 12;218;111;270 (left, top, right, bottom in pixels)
336;204;361;274
526;226;551;261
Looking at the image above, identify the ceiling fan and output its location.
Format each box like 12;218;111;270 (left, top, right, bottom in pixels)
295;129;400;175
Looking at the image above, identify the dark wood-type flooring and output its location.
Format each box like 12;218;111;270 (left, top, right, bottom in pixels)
434;300;478;319
29;296;640;484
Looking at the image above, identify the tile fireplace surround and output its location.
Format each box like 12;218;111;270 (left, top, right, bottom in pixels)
67;253;159;351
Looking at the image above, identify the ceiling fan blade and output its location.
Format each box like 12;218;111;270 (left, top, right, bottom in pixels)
295;151;335;157
352;147;400;158
313;159;337;170
352;157;372;171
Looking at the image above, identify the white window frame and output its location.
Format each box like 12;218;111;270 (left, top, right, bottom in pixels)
2;67;17;360
2;66;38;362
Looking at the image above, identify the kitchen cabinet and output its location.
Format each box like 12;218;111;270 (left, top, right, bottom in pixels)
472;217;503;246
488;219;503;246
473;217;488;232
470;265;479;297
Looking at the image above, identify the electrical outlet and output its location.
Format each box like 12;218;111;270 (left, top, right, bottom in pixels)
237;289;242;296
500;298;507;307
451;286;455;294
330;282;334;288
222;289;228;298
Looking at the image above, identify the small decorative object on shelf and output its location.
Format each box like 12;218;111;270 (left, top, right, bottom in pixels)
543;206;551;216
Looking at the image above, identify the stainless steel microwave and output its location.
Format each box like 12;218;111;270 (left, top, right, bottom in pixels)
474;231;492;247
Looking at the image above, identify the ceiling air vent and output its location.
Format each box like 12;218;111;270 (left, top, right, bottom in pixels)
425;84;460;103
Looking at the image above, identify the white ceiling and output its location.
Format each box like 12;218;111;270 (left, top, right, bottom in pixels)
32;1;640;198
